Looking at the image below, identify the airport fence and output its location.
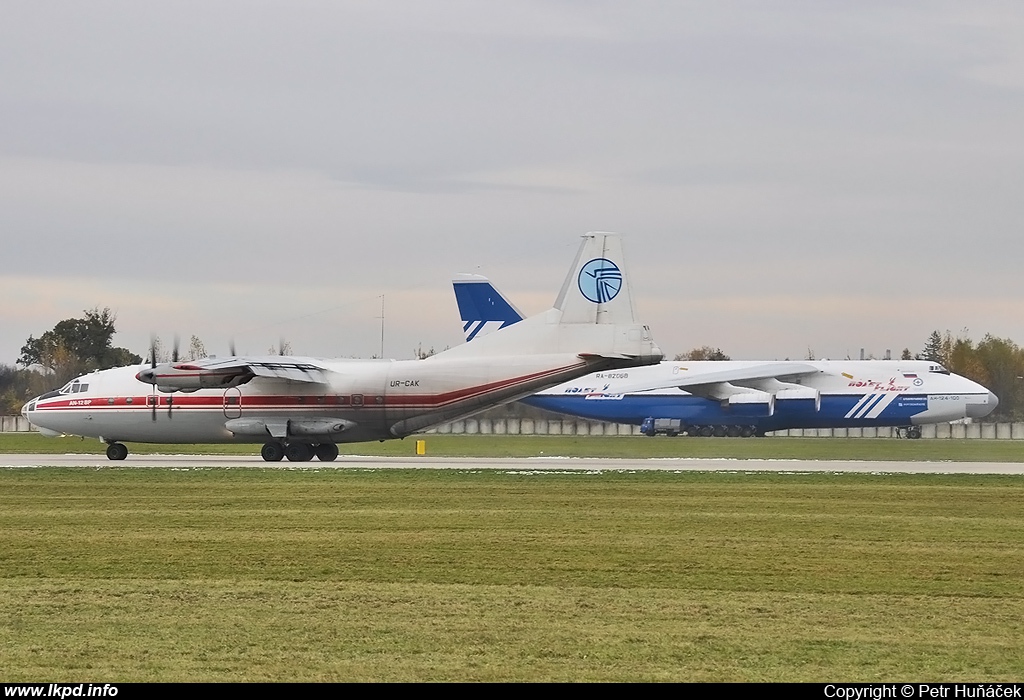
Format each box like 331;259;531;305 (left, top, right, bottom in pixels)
4;414;1024;439
428;419;1024;439
1;416;34;433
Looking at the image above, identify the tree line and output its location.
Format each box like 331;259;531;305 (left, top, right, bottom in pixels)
915;330;1024;421
0;308;141;415
0;308;252;415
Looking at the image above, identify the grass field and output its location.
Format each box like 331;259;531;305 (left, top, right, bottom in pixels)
1;467;1022;681
2;432;1024;461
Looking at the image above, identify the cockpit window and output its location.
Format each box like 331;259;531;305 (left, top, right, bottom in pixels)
929;364;950;375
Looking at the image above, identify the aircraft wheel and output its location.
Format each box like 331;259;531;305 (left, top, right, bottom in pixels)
907;427;922;440
699;426;714;438
740;426;755;438
726;425;742;438
285;442;315;462
106;443;128;461
315;443;339;461
261;442;285;462
713;425;728;438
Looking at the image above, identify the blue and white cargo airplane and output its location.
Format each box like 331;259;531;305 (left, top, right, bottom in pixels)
21;233;662;460
452;276;999;438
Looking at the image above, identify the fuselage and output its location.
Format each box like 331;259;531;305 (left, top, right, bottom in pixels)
20;232;668;458
522;360;998;430
22;353;614;444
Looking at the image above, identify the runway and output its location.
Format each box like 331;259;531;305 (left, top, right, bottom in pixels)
1;453;1023;473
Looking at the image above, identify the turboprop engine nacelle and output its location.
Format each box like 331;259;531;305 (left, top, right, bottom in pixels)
136;364;254;392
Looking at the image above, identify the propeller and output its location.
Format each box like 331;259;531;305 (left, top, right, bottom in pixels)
167;334;178;420
149;336;158;422
146;334;181;421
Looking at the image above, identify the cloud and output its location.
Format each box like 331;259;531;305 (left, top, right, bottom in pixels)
1;2;1023;367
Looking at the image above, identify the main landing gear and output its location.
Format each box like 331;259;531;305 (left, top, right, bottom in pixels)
105;442;129;461
261;441;339;462
688;425;760;438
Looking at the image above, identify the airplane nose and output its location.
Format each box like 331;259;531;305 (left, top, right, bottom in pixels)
21;396;39;423
966;391;999;419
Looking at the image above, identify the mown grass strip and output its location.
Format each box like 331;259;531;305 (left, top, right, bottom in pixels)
1;468;1022;681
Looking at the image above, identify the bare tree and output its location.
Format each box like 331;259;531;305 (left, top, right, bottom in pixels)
188;336;207;361
673;346;730;361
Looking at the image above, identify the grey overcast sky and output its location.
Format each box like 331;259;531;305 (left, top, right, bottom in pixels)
2;1;1022;365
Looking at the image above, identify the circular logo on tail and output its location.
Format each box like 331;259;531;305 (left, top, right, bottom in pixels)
578;258;623;303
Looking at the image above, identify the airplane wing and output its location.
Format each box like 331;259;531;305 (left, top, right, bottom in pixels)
137;355;332;391
609;362;821;396
232;358;330;384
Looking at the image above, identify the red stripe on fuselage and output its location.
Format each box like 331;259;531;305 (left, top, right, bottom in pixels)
33;362;586;413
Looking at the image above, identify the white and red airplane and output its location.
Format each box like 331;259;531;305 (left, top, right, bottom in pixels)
22;233;662;461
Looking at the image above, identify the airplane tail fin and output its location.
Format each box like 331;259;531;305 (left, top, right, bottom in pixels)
452;274;525;341
555;231;639;325
439;232;662;365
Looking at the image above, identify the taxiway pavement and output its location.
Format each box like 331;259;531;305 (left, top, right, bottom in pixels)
1;453;1023;473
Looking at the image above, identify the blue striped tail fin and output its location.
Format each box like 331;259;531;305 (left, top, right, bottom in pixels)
452;274;525;342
